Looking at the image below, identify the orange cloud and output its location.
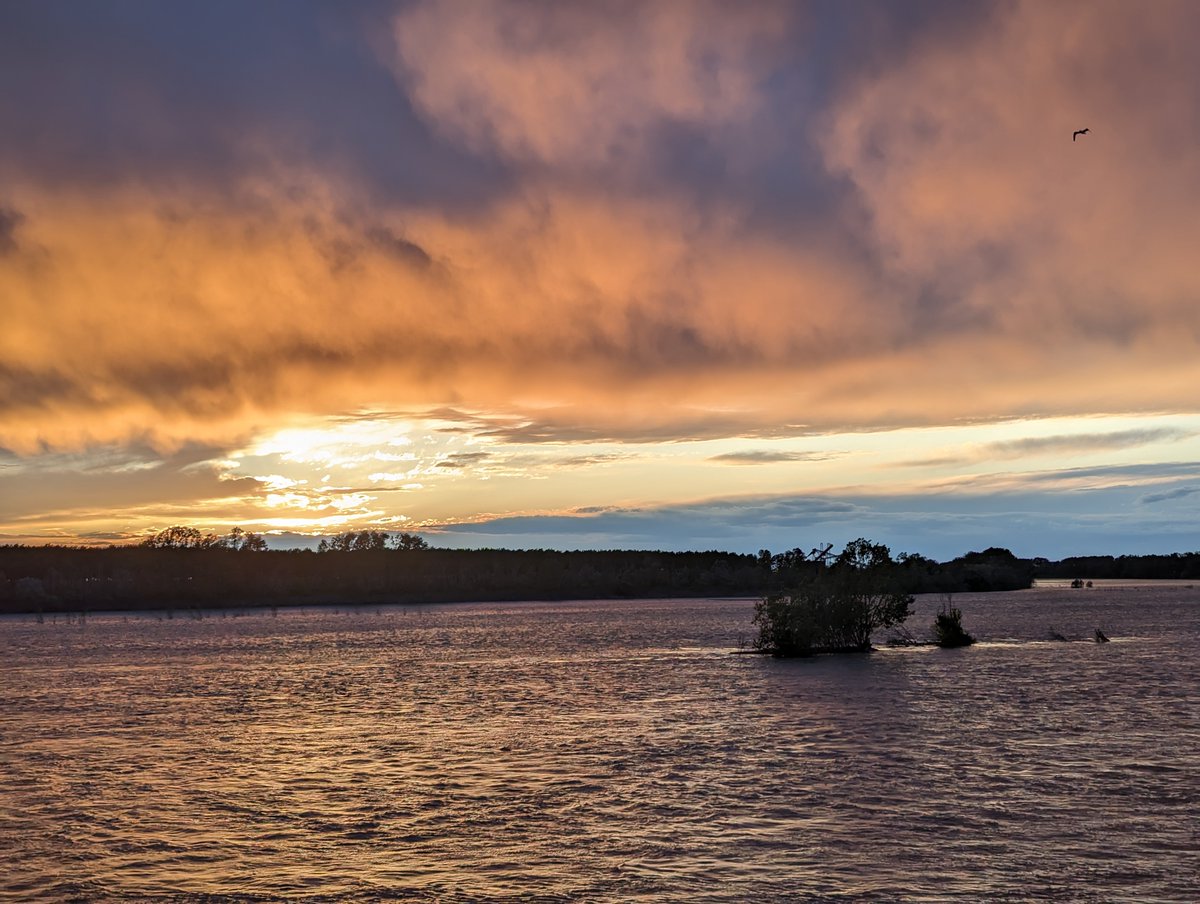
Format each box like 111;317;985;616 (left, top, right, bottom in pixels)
0;171;890;453
3;0;1200;465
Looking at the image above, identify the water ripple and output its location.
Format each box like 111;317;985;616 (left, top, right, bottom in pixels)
2;588;1198;901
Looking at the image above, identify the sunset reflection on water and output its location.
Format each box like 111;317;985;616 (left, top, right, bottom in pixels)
2;588;1198;901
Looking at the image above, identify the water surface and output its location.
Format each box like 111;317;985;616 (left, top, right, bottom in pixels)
2;585;1197;901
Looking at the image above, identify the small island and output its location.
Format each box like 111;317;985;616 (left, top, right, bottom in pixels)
752;539;915;656
751;539;978;656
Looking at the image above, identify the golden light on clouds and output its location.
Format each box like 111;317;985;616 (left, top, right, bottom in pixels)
2;0;1199;555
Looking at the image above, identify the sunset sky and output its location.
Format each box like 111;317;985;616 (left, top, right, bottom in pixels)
3;0;1199;558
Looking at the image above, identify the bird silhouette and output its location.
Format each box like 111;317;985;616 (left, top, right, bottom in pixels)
1072;127;1090;141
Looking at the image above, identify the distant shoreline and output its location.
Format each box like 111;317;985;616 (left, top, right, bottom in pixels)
2;544;1196;615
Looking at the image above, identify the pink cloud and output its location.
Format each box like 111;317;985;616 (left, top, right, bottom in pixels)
392;0;793;168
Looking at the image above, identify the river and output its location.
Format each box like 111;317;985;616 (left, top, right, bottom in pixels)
2;583;1197;901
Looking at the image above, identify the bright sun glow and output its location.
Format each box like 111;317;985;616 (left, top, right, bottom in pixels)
159;410;1199;552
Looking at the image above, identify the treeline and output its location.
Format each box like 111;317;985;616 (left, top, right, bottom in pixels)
0;531;1037;613
0;545;765;612
757;544;1034;595
1033;552;1200;580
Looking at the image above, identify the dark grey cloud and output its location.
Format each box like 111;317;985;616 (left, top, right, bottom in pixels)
552;453;631;468
902;429;1193;468
708;450;838;465
0;362;88;413
0;206;23;254
428;478;1200;560
0;0;999;224
312;222;438;276
0;1;506;207
1140;485;1200;505
0;332;458;421
985;429;1191;458
736;0;1002;231
1014;461;1200;486
434;452;491;468
0;445;259;522
365;226;433;268
0;0;955;234
431;494;864;552
427;408;824;445
0;440;227;475
494;453;635;471
914;462;1200;503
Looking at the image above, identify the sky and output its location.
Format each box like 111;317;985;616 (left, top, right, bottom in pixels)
2;0;1200;559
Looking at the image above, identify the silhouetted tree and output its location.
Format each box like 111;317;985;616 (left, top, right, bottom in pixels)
754;538;915;656
140;526;222;550
226;527;268;552
391;532;429;551
318;530;390;552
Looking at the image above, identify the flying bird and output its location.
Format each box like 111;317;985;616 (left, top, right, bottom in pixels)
1073;127;1090;141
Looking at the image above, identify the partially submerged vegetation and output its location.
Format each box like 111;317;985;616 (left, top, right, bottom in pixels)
755;545;990;656
932;599;976;648
753;539;915;656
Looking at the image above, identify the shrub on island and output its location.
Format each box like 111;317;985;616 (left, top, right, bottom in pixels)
933;599;975;648
753;539;915;656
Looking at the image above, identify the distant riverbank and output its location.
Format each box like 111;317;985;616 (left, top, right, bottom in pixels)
4;542;1196;615
0;544;1041;614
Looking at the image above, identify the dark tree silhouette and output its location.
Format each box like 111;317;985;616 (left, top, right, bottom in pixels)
318;530;390;552
754;539;914;656
226;527;268;552
140;526;222;550
0;530;1060;615
933;598;975;647
391;532;430;551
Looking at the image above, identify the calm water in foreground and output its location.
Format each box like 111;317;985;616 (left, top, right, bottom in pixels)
2;584;1198;902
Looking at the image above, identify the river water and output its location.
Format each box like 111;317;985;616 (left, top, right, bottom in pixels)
2;584;1197;902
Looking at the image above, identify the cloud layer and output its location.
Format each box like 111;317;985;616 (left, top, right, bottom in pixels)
3;1;1200;550
5;2;1200;455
